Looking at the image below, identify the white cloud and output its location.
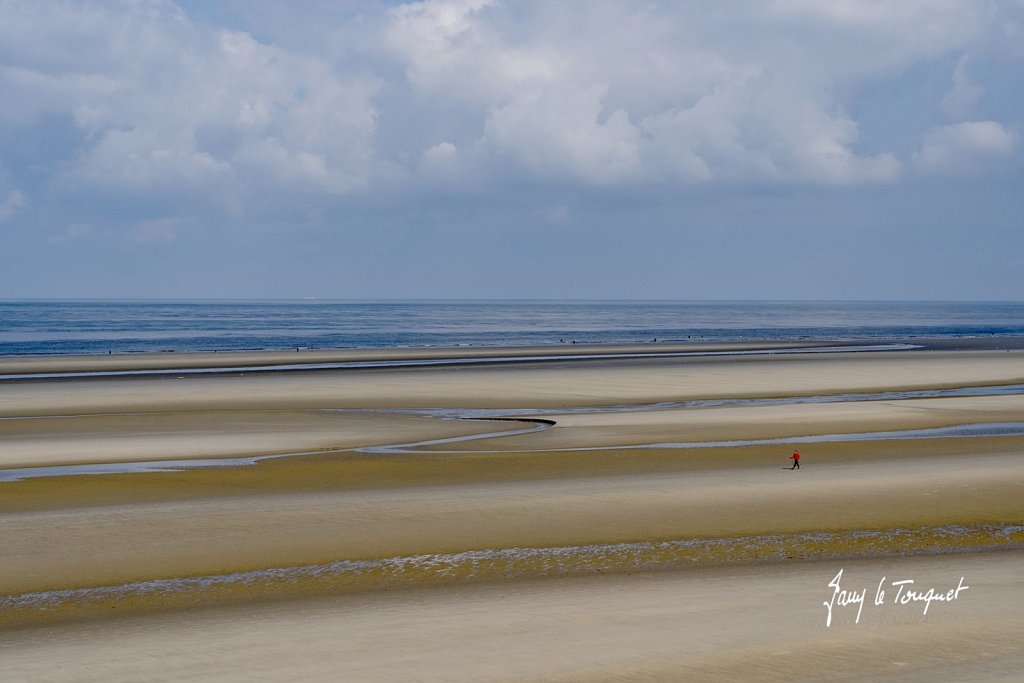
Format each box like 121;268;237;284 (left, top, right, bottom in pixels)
0;0;1021;224
385;0;507;98
2;3;378;207
914;121;1017;172
419;141;459;178
941;56;985;120
66;128;231;193
638;76;901;184
541;203;571;225
0;190;28;223
767;0;988;73
384;0;987;187
483;86;641;184
47;222;97;245
128;218;179;245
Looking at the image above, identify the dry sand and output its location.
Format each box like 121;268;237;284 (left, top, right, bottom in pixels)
456;394;1024;452
2;349;1023;418
1;344;1022;680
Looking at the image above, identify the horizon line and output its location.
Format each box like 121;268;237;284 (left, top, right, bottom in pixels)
2;298;1024;305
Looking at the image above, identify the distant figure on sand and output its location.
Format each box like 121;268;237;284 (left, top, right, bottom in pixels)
790;450;801;469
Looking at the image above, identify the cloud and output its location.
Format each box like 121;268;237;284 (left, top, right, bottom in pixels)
65;128;231;194
941;56;985;120
385;0;503;98
2;2;378;209
540;203;571;225
914;120;1017;172
0;190;28;223
767;0;989;73
419;141;460;181
383;1;988;186
638;75;901;184
127;218;179;245
0;0;1021;234
47;222;97;245
483;86;641;184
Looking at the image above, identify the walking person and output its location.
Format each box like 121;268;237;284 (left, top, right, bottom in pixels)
790;449;801;469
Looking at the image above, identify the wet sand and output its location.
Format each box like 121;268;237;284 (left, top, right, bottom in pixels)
2;551;1020;682
0;341;819;376
1;343;1022;680
3;452;1023;597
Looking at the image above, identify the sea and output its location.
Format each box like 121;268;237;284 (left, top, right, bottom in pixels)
1;300;1023;357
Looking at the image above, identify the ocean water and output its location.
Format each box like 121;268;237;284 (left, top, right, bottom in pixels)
1;300;1022;356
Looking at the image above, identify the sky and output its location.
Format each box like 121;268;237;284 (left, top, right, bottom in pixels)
1;0;1022;300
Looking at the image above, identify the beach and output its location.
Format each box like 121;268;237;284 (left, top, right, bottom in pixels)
7;0;1024;675
2;342;1022;680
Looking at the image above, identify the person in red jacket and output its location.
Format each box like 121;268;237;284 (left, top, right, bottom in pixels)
790;450;801;469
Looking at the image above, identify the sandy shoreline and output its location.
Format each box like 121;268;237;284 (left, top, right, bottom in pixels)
1;343;1022;679
0;340;824;376
2;348;1024;417
1;335;1022;377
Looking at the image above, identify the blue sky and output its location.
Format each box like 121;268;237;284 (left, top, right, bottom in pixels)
1;0;1022;300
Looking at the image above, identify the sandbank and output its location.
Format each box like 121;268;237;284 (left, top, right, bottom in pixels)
1;342;1022;680
1;551;1020;682
1;349;1023;419
2;450;1021;597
